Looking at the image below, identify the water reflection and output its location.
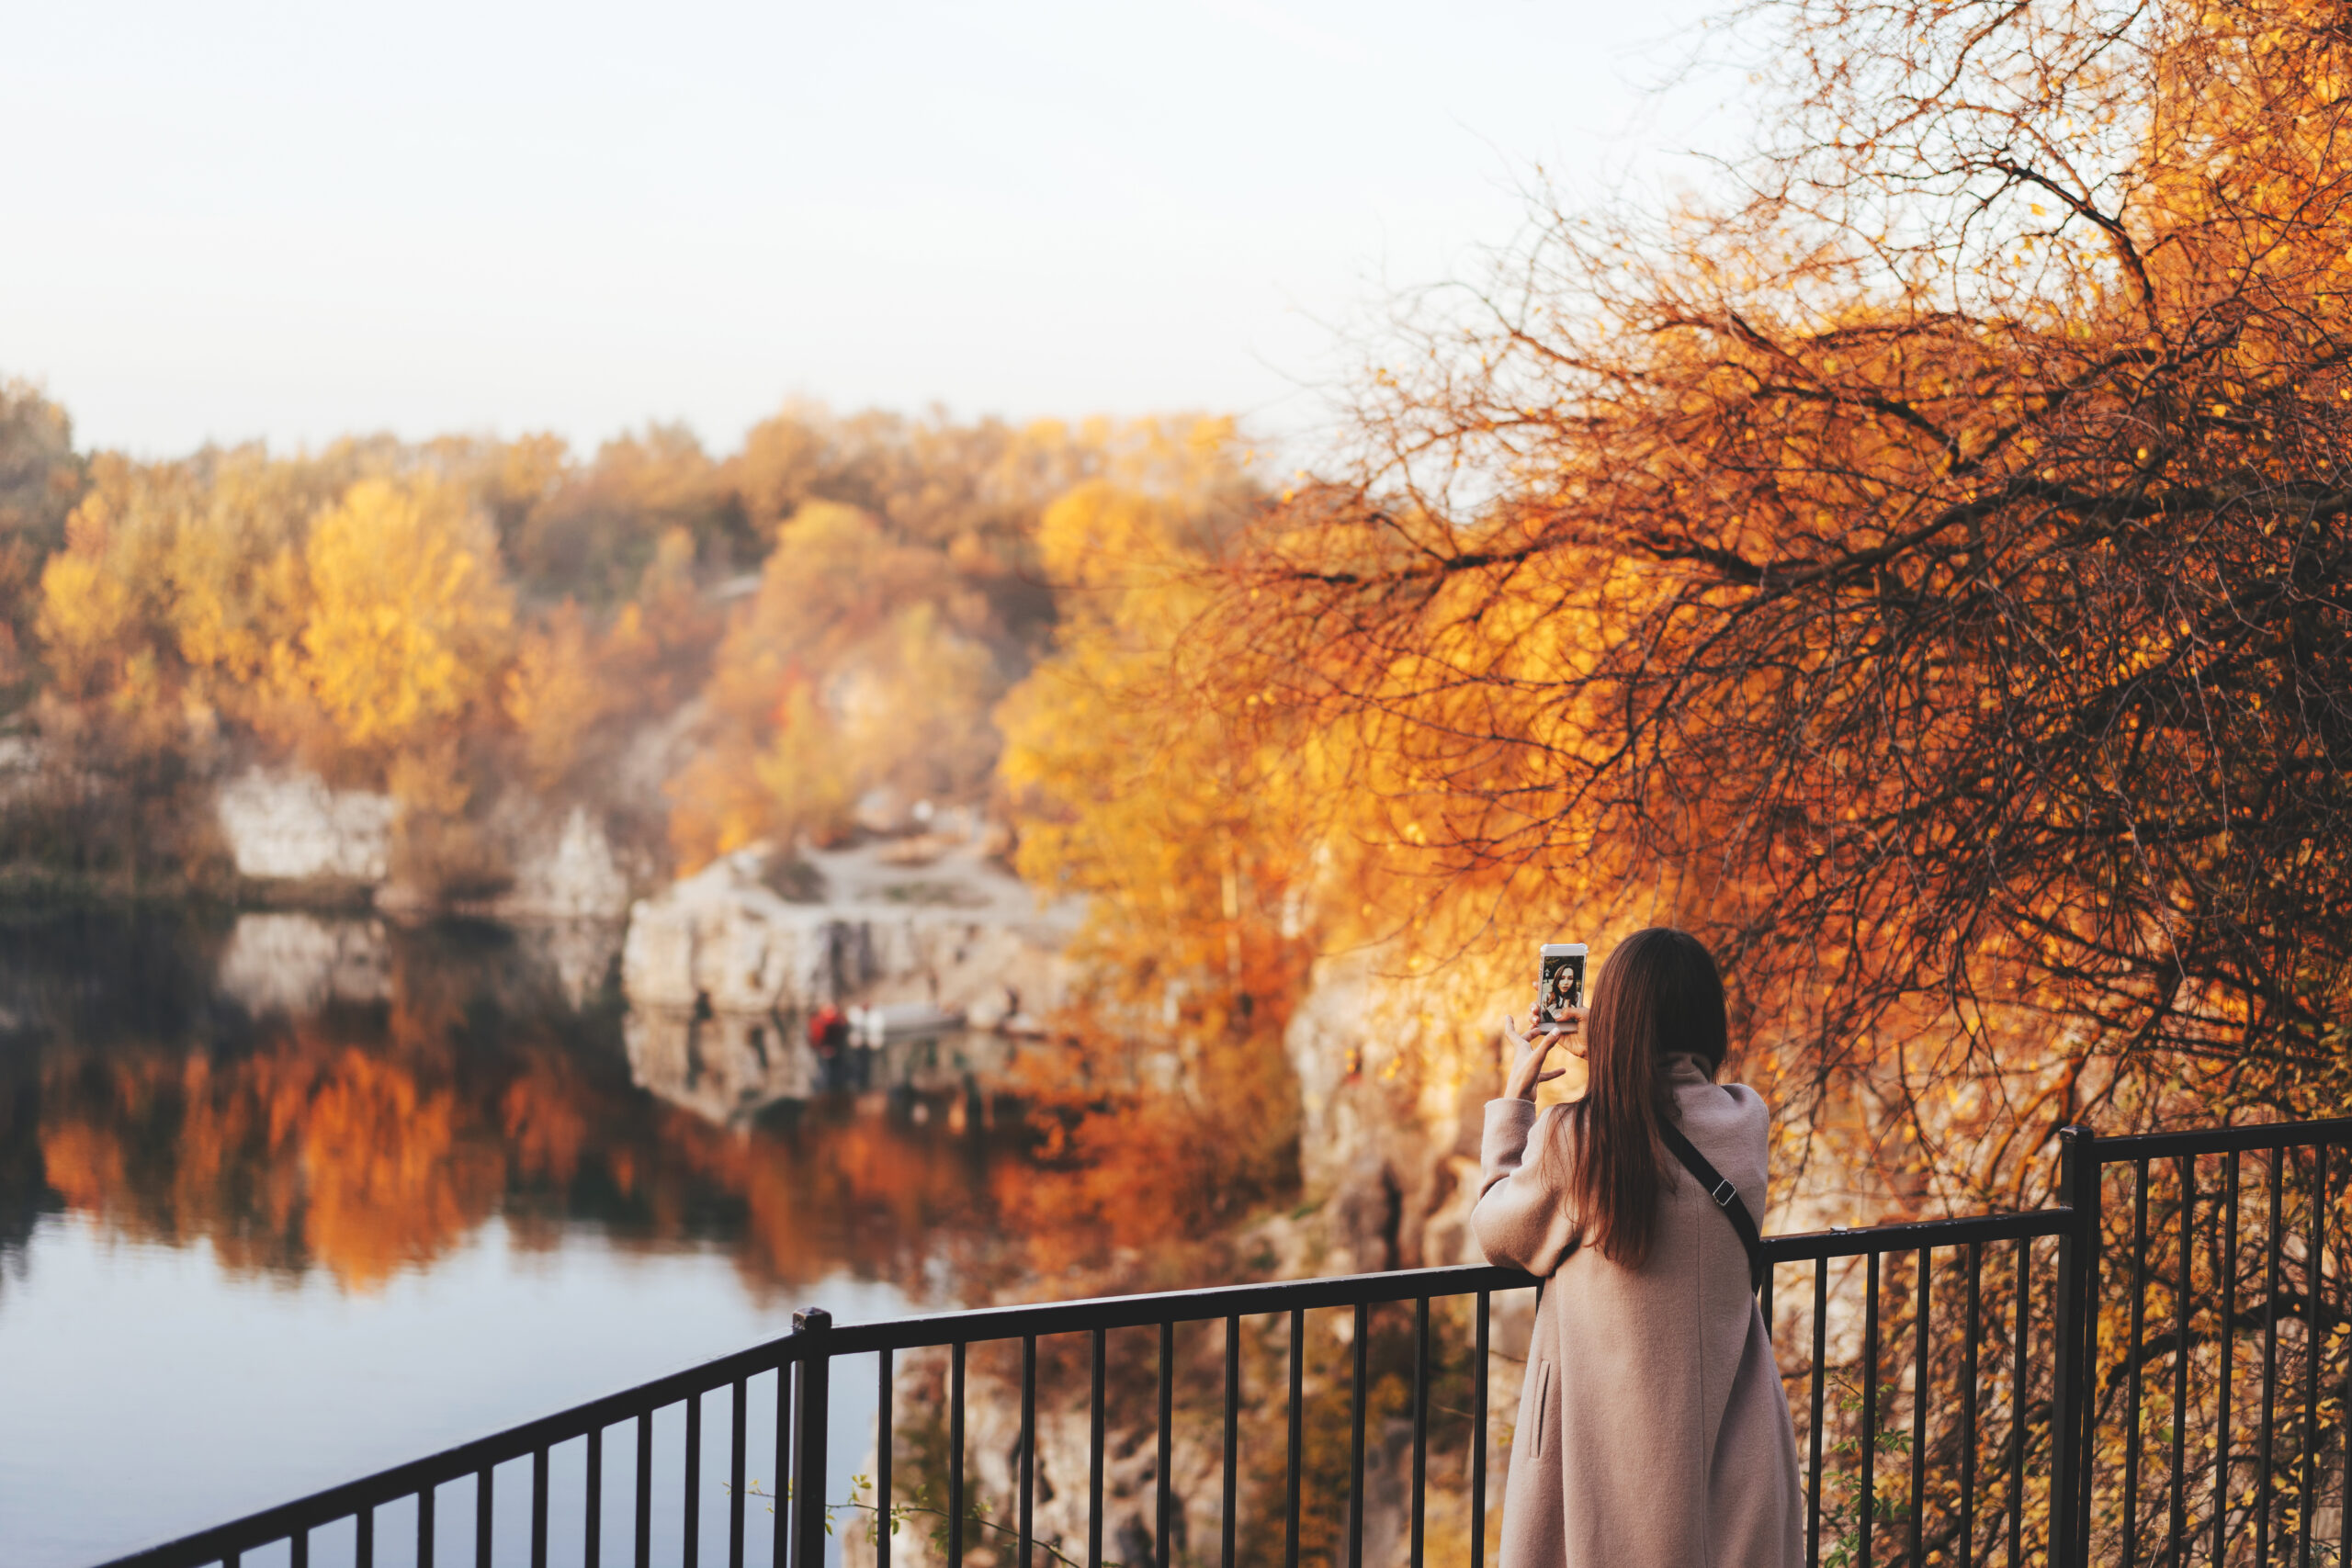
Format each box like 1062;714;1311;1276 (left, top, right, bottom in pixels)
0;903;1057;1566
0;905;1043;1295
624;1005;1020;1127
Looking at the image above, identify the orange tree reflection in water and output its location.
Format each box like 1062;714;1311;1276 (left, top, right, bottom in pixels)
4;907;1076;1300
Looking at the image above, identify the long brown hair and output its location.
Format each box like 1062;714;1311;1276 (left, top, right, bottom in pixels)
1541;927;1729;1269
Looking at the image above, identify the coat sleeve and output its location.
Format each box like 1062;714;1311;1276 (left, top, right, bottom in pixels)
1471;1099;1583;1277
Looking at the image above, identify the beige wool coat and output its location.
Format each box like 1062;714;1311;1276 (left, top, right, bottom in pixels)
1473;1054;1804;1568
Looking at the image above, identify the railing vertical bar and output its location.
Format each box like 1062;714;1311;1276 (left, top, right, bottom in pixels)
792;1312;832;1568
1347;1300;1369;1568
1962;1240;1982;1568
2007;1238;2027;1568
2298;1145;2324;1568
2086;1144;2107;1568
2125;1159;2149;1568
587;1425;604;1568
1410;1295;1430;1568
2332;1140;2348;1568
1471;1292;1490;1568
1158;1320;1175;1568
1762;1262;1774;1336
357;1506;374;1568
1808;1258;1827;1568
636;1411;653;1568
292;1531;309;1568
952;1341;969;1568
477;1463;494;1568
421;1483;436;1568
2259;1149;2287;1567
776;1366;796;1568
686;1390;703;1568
1909;1248;1929;1568
877;1348;895;1568
2171;1157;2194;1568
1862;1250;1882;1568
1861;1247;1880;1568
729;1376;749;1568
1088;1328;1106;1568
2052;1125;2099;1568
532;1446;549;1568
2218;1151;2240;1568
1284;1308;1305;1568
1019;1337;1035;1568
1221;1315;1240;1568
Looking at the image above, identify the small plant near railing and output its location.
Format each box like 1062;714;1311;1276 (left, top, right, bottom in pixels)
1818;1377;1912;1568
735;1472;1120;1568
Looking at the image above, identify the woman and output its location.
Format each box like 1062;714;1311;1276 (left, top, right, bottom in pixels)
1474;927;1803;1568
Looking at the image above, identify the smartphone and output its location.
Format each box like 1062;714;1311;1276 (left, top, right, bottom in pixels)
1535;943;1587;1032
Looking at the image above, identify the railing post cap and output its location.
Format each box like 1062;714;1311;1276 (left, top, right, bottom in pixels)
794;1306;832;1333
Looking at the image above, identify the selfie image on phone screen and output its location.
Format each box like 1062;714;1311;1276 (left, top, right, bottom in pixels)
1538;944;1586;1032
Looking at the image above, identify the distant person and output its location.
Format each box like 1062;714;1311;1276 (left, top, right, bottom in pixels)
1475;927;1802;1568
808;1005;849;1056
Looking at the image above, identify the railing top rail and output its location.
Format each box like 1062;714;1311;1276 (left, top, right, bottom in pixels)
2091;1114;2352;1161
824;1262;1532;1355
1761;1206;2069;1262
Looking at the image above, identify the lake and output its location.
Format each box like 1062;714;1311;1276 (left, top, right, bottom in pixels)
0;906;1048;1568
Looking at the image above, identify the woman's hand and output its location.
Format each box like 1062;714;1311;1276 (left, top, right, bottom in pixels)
1501;1006;1586;1100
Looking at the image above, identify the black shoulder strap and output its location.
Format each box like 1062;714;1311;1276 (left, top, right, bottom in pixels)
1658;1121;1767;1293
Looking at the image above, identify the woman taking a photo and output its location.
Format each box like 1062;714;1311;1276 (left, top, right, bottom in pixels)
1475;927;1803;1568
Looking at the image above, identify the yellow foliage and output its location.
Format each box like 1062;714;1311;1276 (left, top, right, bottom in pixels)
750;684;856;842
36;457;178;703
666;736;782;865
995;443;1306;1235
36;544;140;702
672;494;1012;863
282;476;514;757
503;600;616;792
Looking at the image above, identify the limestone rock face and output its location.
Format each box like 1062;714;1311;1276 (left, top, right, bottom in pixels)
1283;948;1518;1275
620;839;1078;1019
618;834;1080;1122
216;767;396;883
619;853;828;1012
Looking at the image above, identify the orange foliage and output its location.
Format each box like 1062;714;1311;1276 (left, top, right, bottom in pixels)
1151;0;2352;1203
993;423;1306;1250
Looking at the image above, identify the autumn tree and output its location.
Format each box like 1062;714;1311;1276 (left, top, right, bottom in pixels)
7;398;1118;897
1197;0;2352;1194
994;420;1308;1244
510;423;747;603
278;474;514;767
729;404;1096;644
0;380;82;695
20;447;352;885
667;413;1117;866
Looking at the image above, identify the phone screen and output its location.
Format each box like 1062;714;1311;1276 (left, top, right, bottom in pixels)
1536;946;1586;1032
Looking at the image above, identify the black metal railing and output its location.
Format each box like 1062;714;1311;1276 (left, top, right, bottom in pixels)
88;1116;2352;1568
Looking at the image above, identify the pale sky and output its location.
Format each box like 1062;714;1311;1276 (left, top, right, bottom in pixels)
3;0;1725;458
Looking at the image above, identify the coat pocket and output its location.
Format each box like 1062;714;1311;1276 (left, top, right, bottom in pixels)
1532;1360;1552;1458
